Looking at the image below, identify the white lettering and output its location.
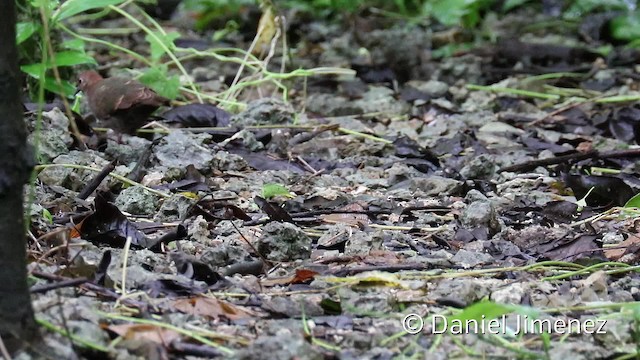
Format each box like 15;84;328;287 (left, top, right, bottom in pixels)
432;315;447;334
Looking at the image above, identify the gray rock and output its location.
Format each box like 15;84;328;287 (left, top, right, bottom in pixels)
305;93;359;116
38;150;110;191
13;337;78;360
154;194;196;222
212;150;248;171
67;320;110;348
261;295;324;317
451;249;494;268
233;330;323;360
592;317;633;352
344;229;381;256
231;97;295;126
114;186;161;215
391;176;462;197
152;130;214;171
461;200;500;233
430;278;495;304
384;163;422;186
491;282;526;304
357;25;431;82
317;224;352;248
220;129;264;151
459;154;497;180
201;243;250;267
479;121;524;135
465;189;488;202
258;222;311;261
405;80;450;98
105;136;151;164
549;341;611;360
28;108;72;162
353;86;411;115
188;215;211;243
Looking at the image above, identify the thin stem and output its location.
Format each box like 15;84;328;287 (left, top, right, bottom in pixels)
108;5;203;103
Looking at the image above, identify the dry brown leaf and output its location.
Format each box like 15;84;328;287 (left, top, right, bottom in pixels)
253;3;278;56
173;296;253;320
107;323;180;345
604;234;640;262
319;213;370;226
261;269;319;287
365;250;402;265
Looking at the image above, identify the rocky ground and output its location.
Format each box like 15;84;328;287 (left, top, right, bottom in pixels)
19;2;640;360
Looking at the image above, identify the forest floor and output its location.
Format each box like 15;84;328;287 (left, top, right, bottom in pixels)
20;2;640;360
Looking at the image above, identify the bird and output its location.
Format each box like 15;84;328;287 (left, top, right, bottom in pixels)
77;70;170;135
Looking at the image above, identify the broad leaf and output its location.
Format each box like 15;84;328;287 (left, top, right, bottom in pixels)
21;50;96;77
52;50;96;66
139;67;180;99
61;38;85;51
145;31;179;61
262;183;293;199
16;21;39;44
446;301;515;324
44;77;76;98
624;192;640;208
54;0;126;21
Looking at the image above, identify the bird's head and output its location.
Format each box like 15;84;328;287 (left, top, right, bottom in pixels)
77;70;104;93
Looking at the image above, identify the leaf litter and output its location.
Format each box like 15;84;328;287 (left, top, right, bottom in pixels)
23;2;640;360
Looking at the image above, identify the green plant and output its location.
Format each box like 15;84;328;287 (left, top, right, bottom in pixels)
16;0;126;98
563;0;631;20
426;0;495;28
261;183;294;199
182;0;256;31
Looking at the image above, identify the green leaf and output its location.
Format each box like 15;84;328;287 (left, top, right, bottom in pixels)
54;0;126;21
145;31;179;62
139;67;180;99
503;0;530;11
31;0;58;13
564;0;629;20
44;77;76;98
431;0;468;26
624;192;640;208
42;208;53;224
610;13;640;41
262;183;293;199
430;0;493;28
20;51;96;77
52;50;96;66
16;21;39;44
20;63;46;78
446;301;516;325
61;38;85;51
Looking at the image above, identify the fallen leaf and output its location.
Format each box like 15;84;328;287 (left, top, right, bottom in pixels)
261;269;319;286
173;296;253;320
107;323;180;345
604;234;640;262
320;213;370;226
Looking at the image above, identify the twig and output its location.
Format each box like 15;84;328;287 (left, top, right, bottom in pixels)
77;160;116;199
499;148;640;173
0;334;11;360
30;271;148;310
498;151;596;173
528;95;606;126
170;342;224;358
39;7;86;150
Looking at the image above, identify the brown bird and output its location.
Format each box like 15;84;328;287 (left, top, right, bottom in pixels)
77;70;170;134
